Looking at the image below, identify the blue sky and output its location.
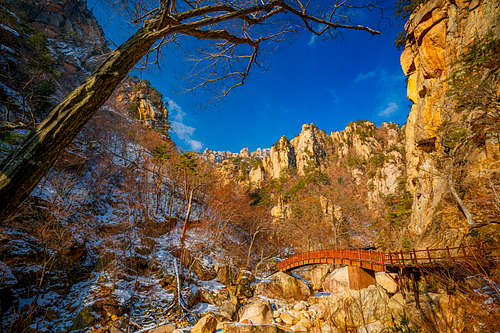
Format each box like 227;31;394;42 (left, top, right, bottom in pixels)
88;1;409;152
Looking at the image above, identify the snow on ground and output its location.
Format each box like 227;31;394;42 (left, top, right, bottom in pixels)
191;302;219;315
0;23;19;36
2;6;21;23
48;39;90;71
0;261;17;286
198;279;225;293
0;43;15;54
0;82;22;105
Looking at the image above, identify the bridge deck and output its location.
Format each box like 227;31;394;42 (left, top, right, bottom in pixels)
277;245;498;272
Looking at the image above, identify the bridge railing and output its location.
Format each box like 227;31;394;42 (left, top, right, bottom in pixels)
384;245;498;268
277;248;387;272
276;245;498;272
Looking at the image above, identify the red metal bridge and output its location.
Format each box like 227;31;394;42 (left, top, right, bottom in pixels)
277;245;498;273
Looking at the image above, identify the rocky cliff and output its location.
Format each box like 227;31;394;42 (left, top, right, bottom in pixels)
0;0;168;148
400;0;499;245
204;121;408;248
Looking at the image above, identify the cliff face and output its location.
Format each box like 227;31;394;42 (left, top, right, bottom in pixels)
205;121;408;246
209;121;405;197
0;0;168;157
401;0;499;243
0;0;107;108
114;78;170;130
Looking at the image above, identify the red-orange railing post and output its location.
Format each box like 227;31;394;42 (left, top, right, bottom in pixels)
461;244;467;260
426;247;431;266
381;252;386;271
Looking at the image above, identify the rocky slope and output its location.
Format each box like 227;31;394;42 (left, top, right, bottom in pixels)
401;0;499;245
0;0;176;330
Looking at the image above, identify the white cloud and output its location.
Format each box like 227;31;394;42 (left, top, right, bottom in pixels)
167;98;203;151
378;102;399;117
352;68;407;121
167;98;185;122
308;34;318;46
307;25;326;46
187;139;203;151
171;121;194;137
354;71;376;83
327;89;340;105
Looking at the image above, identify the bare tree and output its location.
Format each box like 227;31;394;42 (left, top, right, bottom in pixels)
0;0;380;221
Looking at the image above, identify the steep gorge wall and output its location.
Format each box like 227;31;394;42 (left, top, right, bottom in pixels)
401;0;499;243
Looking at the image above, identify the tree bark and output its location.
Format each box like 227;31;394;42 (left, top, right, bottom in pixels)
447;153;475;227
0;24;158;221
448;164;475;227
180;188;194;242
183;167;188;201
246;228;264;268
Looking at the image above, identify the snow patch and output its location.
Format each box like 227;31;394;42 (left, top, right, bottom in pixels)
0;43;15;54
0;24;19;36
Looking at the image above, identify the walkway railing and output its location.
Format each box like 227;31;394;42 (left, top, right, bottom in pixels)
277;245;498;272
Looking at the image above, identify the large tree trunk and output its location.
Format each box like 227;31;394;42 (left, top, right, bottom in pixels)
448;160;475;227
0;24;158;221
180;188;194;242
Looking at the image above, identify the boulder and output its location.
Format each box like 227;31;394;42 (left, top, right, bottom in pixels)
254;272;311;300
322;266;375;292
308;265;330;290
191;314;217;333
290;323;308;332
293;301;308;311
375;272;398;294
308;302;327;320
279;311;297;325
217;264;234;286
71;306;98;330
322;267;349;293
193;260;217;281
147;324;176;333
239;300;273;325
357;321;385;333
222;323;285;332
176;250;217;281
329;285;390;328
296;317;312;329
199;288;227;307
387;293;405;320
220;299;239;320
